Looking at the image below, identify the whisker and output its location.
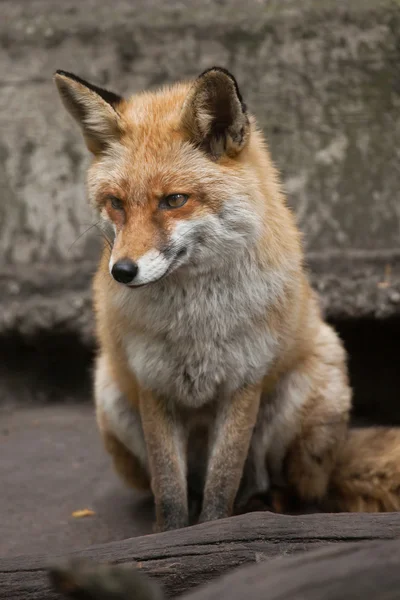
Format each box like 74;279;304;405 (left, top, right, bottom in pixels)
69;221;102;251
94;223;113;251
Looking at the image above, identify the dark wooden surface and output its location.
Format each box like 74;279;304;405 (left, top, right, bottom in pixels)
2;511;400;599
186;538;400;600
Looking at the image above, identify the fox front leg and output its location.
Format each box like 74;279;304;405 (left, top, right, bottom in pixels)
140;390;189;532
199;383;261;523
234;427;270;513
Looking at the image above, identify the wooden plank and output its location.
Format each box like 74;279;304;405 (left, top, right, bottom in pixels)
186;538;400;600
1;512;400;599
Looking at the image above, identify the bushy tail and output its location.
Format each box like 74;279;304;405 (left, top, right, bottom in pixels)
321;427;400;513
265;427;400;515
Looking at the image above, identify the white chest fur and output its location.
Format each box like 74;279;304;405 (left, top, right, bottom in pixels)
113;257;285;407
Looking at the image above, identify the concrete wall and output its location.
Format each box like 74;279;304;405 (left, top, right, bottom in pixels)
1;0;400;338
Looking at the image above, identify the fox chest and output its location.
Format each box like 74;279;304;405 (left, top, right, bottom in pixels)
120;278;278;407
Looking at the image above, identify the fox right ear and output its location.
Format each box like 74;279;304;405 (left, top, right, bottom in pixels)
181;67;250;159
54;70;124;154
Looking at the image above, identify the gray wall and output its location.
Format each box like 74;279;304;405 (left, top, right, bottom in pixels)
1;0;400;339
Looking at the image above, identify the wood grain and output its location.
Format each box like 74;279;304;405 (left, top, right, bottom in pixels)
2;511;400;599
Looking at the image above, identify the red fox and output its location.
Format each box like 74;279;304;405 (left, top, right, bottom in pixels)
53;67;393;532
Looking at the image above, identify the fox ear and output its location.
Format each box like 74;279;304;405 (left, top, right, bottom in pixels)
54;70;124;154
181;67;250;159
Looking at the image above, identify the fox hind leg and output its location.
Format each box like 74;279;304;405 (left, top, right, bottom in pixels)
95;354;150;492
269;324;351;505
102;429;150;491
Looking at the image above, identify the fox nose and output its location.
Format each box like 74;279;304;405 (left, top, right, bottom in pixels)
111;259;139;284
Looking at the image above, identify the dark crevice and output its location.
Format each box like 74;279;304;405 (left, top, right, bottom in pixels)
0;332;95;406
0;318;399;427
329;316;400;427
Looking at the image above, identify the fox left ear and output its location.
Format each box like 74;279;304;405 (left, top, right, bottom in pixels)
54;70;124;154
181;67;250;159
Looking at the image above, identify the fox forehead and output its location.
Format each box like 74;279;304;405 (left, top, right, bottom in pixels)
88;138;227;209
86;80;253;217
87;90;240;207
114;81;194;165
122;82;191;128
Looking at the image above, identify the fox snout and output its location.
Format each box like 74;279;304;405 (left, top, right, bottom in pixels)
109;250;170;287
109;246;188;288
111;259;139;284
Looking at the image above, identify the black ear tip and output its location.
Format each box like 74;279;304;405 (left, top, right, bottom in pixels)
53;71;123;107
198;66;236;82
198;66;244;106
53;70;90;87
54;69;76;80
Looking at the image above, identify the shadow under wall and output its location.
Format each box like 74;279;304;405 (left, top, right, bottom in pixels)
0;318;399;426
331;317;400;427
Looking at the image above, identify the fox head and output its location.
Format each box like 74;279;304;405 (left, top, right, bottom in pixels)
54;67;266;287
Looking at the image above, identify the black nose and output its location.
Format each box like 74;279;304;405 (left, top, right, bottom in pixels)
111;259;139;284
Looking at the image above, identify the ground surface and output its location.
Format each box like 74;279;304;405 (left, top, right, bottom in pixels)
0;403;154;558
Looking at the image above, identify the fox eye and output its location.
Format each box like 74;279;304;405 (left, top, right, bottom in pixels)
110;196;124;211
161;194;189;209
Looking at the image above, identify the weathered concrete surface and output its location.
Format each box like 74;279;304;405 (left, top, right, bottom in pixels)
0;403;154;557
1;0;400;339
1;252;400;343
